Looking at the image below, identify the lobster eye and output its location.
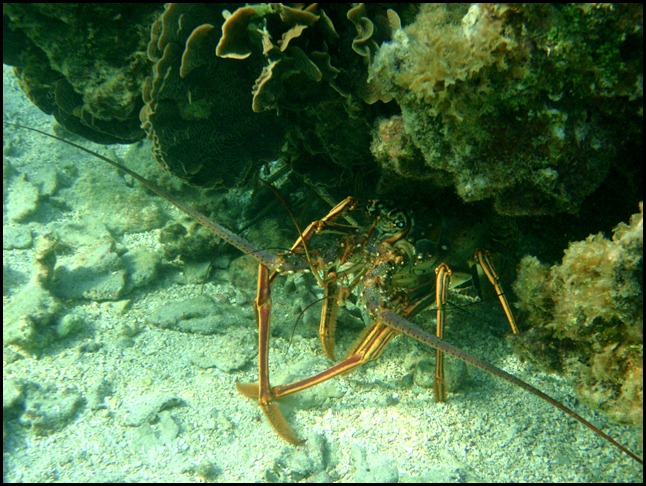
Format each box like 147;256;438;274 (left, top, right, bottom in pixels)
393;211;409;230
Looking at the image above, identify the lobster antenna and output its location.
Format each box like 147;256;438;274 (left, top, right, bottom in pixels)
3;121;281;270
258;178;318;279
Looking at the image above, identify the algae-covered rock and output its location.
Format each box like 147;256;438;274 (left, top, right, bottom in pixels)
5;174;40;222
121;248;161;290
370;4;642;215
18;381;84;435
3;281;63;351
146;294;251;335
3;225;33;250
512;203;643;425
50;239;128;301
190;331;255;373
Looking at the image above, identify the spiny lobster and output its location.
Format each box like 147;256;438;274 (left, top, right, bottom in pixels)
4;122;643;466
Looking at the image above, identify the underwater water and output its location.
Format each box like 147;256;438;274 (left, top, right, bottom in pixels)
3;62;643;483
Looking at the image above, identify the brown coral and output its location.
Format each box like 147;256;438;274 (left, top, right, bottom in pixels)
371;115;429;181
215;6;261;60
3;3;410;196
512;203;643;425
369;3;643;215
215;3;338;113
3;3;160;144
140;4;285;188
211;3;411;191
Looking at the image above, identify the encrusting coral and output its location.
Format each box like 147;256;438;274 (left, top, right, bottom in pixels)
511;203;643;425
3;3;161;144
3;4;642;219
370;4;642;215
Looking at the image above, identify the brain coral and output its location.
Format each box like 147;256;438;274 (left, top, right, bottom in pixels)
369;4;643;215
512;203;643;425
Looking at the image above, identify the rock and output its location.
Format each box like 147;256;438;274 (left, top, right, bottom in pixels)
3;282;63;350
116;391;184;427
6;174;40;222
50;240;127;301
55;311;85;338
122;248;161;290
157;410;180;443
18;381;83;434
2;225;33;249
147;295;241;334
190;331;255;372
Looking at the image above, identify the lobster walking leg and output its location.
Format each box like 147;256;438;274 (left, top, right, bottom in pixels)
271;322;398;401
434;263;451;402
474;249;519;334
319;270;343;360
236;264;304;444
238;268;399;442
434;252;518;402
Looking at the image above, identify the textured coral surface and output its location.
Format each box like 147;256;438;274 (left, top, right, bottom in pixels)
370;4;642;215
4;4;642;216
3;3;162;143
513;204;643;425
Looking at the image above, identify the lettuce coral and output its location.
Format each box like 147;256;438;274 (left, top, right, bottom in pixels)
512;203;643;425
369;4;643;215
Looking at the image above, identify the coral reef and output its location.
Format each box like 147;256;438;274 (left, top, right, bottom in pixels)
3;3;161;143
140;3;286;187
511;204;643;425
370;115;441;188
213;3;406;190
5;4;640;211
3;3;404;190
5;61;642;482
370;4;643;215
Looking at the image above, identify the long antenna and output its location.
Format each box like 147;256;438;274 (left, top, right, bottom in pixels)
4;121;282;271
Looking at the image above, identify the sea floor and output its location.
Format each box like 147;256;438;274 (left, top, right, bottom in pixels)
3;64;643;482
